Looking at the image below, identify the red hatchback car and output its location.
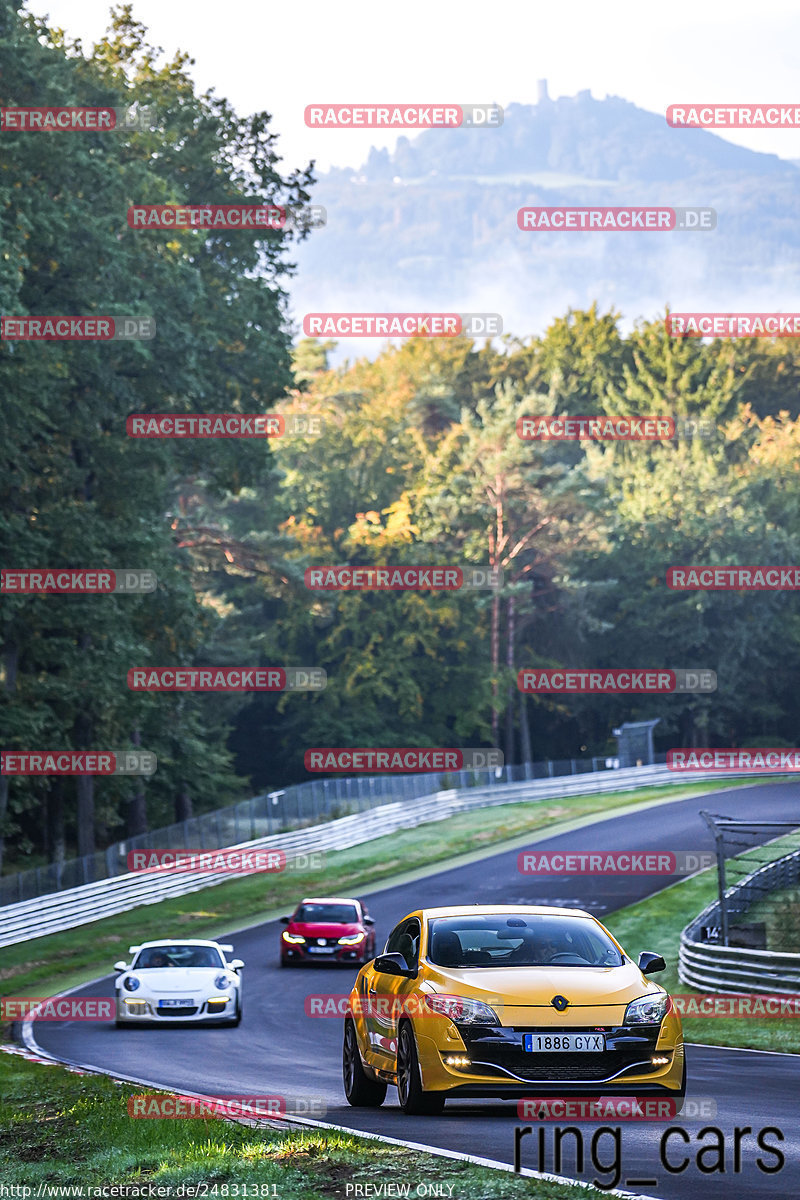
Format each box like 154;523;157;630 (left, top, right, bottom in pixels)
280;896;376;967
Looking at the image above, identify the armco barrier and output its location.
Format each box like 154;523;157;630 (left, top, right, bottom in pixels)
1;752;618;906
0;764;765;947
679;847;800;995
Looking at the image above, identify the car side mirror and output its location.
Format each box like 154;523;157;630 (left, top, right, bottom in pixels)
280;915;291;924
113;961;128;972
638;951;666;976
363;916;375;926
373;953;416;978
229;959;244;971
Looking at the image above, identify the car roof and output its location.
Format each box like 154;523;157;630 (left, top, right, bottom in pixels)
133;939;227;948
297;897;361;906
418;904;593;919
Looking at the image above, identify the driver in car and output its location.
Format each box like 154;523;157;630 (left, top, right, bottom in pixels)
535;933;561;961
506;929;560;964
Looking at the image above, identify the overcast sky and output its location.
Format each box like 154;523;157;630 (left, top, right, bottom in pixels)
25;0;800;174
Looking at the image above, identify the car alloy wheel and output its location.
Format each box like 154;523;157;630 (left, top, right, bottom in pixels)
343;1018;387;1107
396;1022;445;1115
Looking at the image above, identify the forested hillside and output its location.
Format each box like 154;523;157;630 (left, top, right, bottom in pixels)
2;6;799;873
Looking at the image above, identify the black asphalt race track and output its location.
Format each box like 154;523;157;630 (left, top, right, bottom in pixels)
29;781;800;1199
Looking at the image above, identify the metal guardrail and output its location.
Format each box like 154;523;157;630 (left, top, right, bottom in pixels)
0;762;749;948
679;846;800;994
1;753;620;906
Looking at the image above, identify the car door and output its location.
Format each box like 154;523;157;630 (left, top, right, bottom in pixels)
366;917;421;1068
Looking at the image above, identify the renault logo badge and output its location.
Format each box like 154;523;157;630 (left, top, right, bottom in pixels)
551;995;569;1012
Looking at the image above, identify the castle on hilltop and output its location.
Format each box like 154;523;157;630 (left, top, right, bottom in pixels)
537;80;593;104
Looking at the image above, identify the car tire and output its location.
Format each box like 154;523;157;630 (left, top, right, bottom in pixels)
343;1018;387;1107
641;1058;686;1113
674;1055;687;1106
221;993;242;1027
396;1022;445;1115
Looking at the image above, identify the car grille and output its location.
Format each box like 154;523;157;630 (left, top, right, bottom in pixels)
156;1006;199;1016
473;1058;652;1082
463;1026;660;1083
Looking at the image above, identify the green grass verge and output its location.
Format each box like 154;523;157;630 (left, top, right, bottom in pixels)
746;885;800;950
604;871;800;1054
2;778;760;999
721;829;800;951
0;1048;607;1197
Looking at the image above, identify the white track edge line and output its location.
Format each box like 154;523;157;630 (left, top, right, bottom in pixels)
18;982;663;1200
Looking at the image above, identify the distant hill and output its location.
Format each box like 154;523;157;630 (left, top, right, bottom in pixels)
290;88;800;354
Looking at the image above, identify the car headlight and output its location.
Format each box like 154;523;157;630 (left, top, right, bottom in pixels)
625;993;671;1024
339;932;366;945
214;974;232;990
123;976;140;992
423;995;500;1025
282;932;306;944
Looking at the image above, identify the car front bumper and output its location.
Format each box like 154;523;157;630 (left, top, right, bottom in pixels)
116;994;238;1022
282;945;368;964
414;1016;684;1095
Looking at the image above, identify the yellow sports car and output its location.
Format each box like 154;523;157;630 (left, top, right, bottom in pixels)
342;905;684;1114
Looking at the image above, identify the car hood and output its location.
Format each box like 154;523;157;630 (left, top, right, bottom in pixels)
127;969;230;992
424;961;662;1020
290;922;361;936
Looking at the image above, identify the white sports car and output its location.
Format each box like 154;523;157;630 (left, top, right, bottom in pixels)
114;939;244;1026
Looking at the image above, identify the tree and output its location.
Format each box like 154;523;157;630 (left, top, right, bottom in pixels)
418;381;601;756
0;1;313;868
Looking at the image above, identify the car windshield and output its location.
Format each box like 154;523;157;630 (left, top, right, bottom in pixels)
295;903;359;923
426;915;624;968
134;945;224;969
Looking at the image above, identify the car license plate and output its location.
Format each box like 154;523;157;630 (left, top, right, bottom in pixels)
523;1033;605;1053
159;998;195;1007
308;946;335;954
